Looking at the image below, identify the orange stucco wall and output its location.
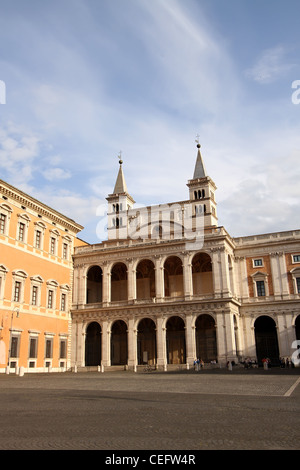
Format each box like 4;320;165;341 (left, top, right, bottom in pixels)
0;183;86;372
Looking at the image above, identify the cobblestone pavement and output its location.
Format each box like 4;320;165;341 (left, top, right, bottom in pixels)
0;368;299;451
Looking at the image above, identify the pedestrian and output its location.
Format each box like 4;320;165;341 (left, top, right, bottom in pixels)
286;357;290;368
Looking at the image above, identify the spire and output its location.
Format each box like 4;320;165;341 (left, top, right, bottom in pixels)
113;153;128;194
193;138;206;179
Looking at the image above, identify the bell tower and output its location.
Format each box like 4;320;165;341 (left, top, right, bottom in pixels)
186;138;218;228
106;153;135;240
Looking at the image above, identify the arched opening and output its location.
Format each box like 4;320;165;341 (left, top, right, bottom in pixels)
85;322;101;366
86;266;102;304
195;314;217;363
136;259;155;300
254;316;280;366
296;315;300;341
111;262;128;301
137;318;157;365
192;253;213;295
164;256;183;297
111;320;128;365
166;316;186;364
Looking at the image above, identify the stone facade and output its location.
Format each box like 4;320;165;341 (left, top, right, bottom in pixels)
71;147;300;369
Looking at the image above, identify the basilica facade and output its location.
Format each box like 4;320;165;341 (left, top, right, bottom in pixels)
71;145;300;370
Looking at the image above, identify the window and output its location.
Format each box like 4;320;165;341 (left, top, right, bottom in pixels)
12;270;28;303
14;281;21;302
50;237;56;255
62;243;68;259
34;222;46;250
293;255;300;263
49;229;60;256
35;230;41;248
30;275;43;307
0;265;8;300
0;213;6;234
61;293;66;311
46;279;58;310
253;259;263;267
256;280;266;297
10;336;19;358
47;290;54;309
45;339;53;359
31;285;38;305
290;268;300;294
0;204;12;236
29;337;38;358
18;222;25;241
17;214;30;243
60;339;67;359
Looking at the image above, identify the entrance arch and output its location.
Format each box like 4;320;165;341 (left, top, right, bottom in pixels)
85;322;101;366
166;316;186;364
254;316;280;366
164;256;183;297
137;318;157;365
111;320;128;365
195;314;217;363
86;266;102;303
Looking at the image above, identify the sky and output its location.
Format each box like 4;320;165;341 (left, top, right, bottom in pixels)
0;0;300;243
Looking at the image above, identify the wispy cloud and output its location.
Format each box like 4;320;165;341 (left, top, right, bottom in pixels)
245;45;296;83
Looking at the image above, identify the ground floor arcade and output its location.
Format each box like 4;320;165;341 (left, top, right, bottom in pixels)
71;306;300;370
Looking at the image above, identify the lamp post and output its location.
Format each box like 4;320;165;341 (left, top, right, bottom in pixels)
6;306;20;374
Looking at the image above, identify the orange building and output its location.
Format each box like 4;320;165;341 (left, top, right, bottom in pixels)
0;179;86;374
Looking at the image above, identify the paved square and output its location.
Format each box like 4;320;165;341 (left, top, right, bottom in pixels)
0;368;299;450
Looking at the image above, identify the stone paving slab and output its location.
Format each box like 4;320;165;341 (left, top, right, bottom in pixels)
0;369;299;451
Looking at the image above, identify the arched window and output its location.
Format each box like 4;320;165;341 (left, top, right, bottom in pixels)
86;266;102;303
164;256;183;297
192;253;213;295
111;263;128;301
136;259;155;299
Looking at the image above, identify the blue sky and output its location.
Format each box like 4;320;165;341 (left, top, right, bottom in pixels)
0;0;300;242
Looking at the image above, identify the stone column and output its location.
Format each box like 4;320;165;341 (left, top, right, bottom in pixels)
127;259;136;302
182;252;192;299
185;314;196;365
270;252;290;300
235;256;249;300
102;262;111;305
154;255;164;300
71;319;84;368
101;320;111;367
220;248;230;296
127;317;137;369
223;311;238;363
156;316;167;368
211;248;222;298
215;312;225;364
75;265;86;306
